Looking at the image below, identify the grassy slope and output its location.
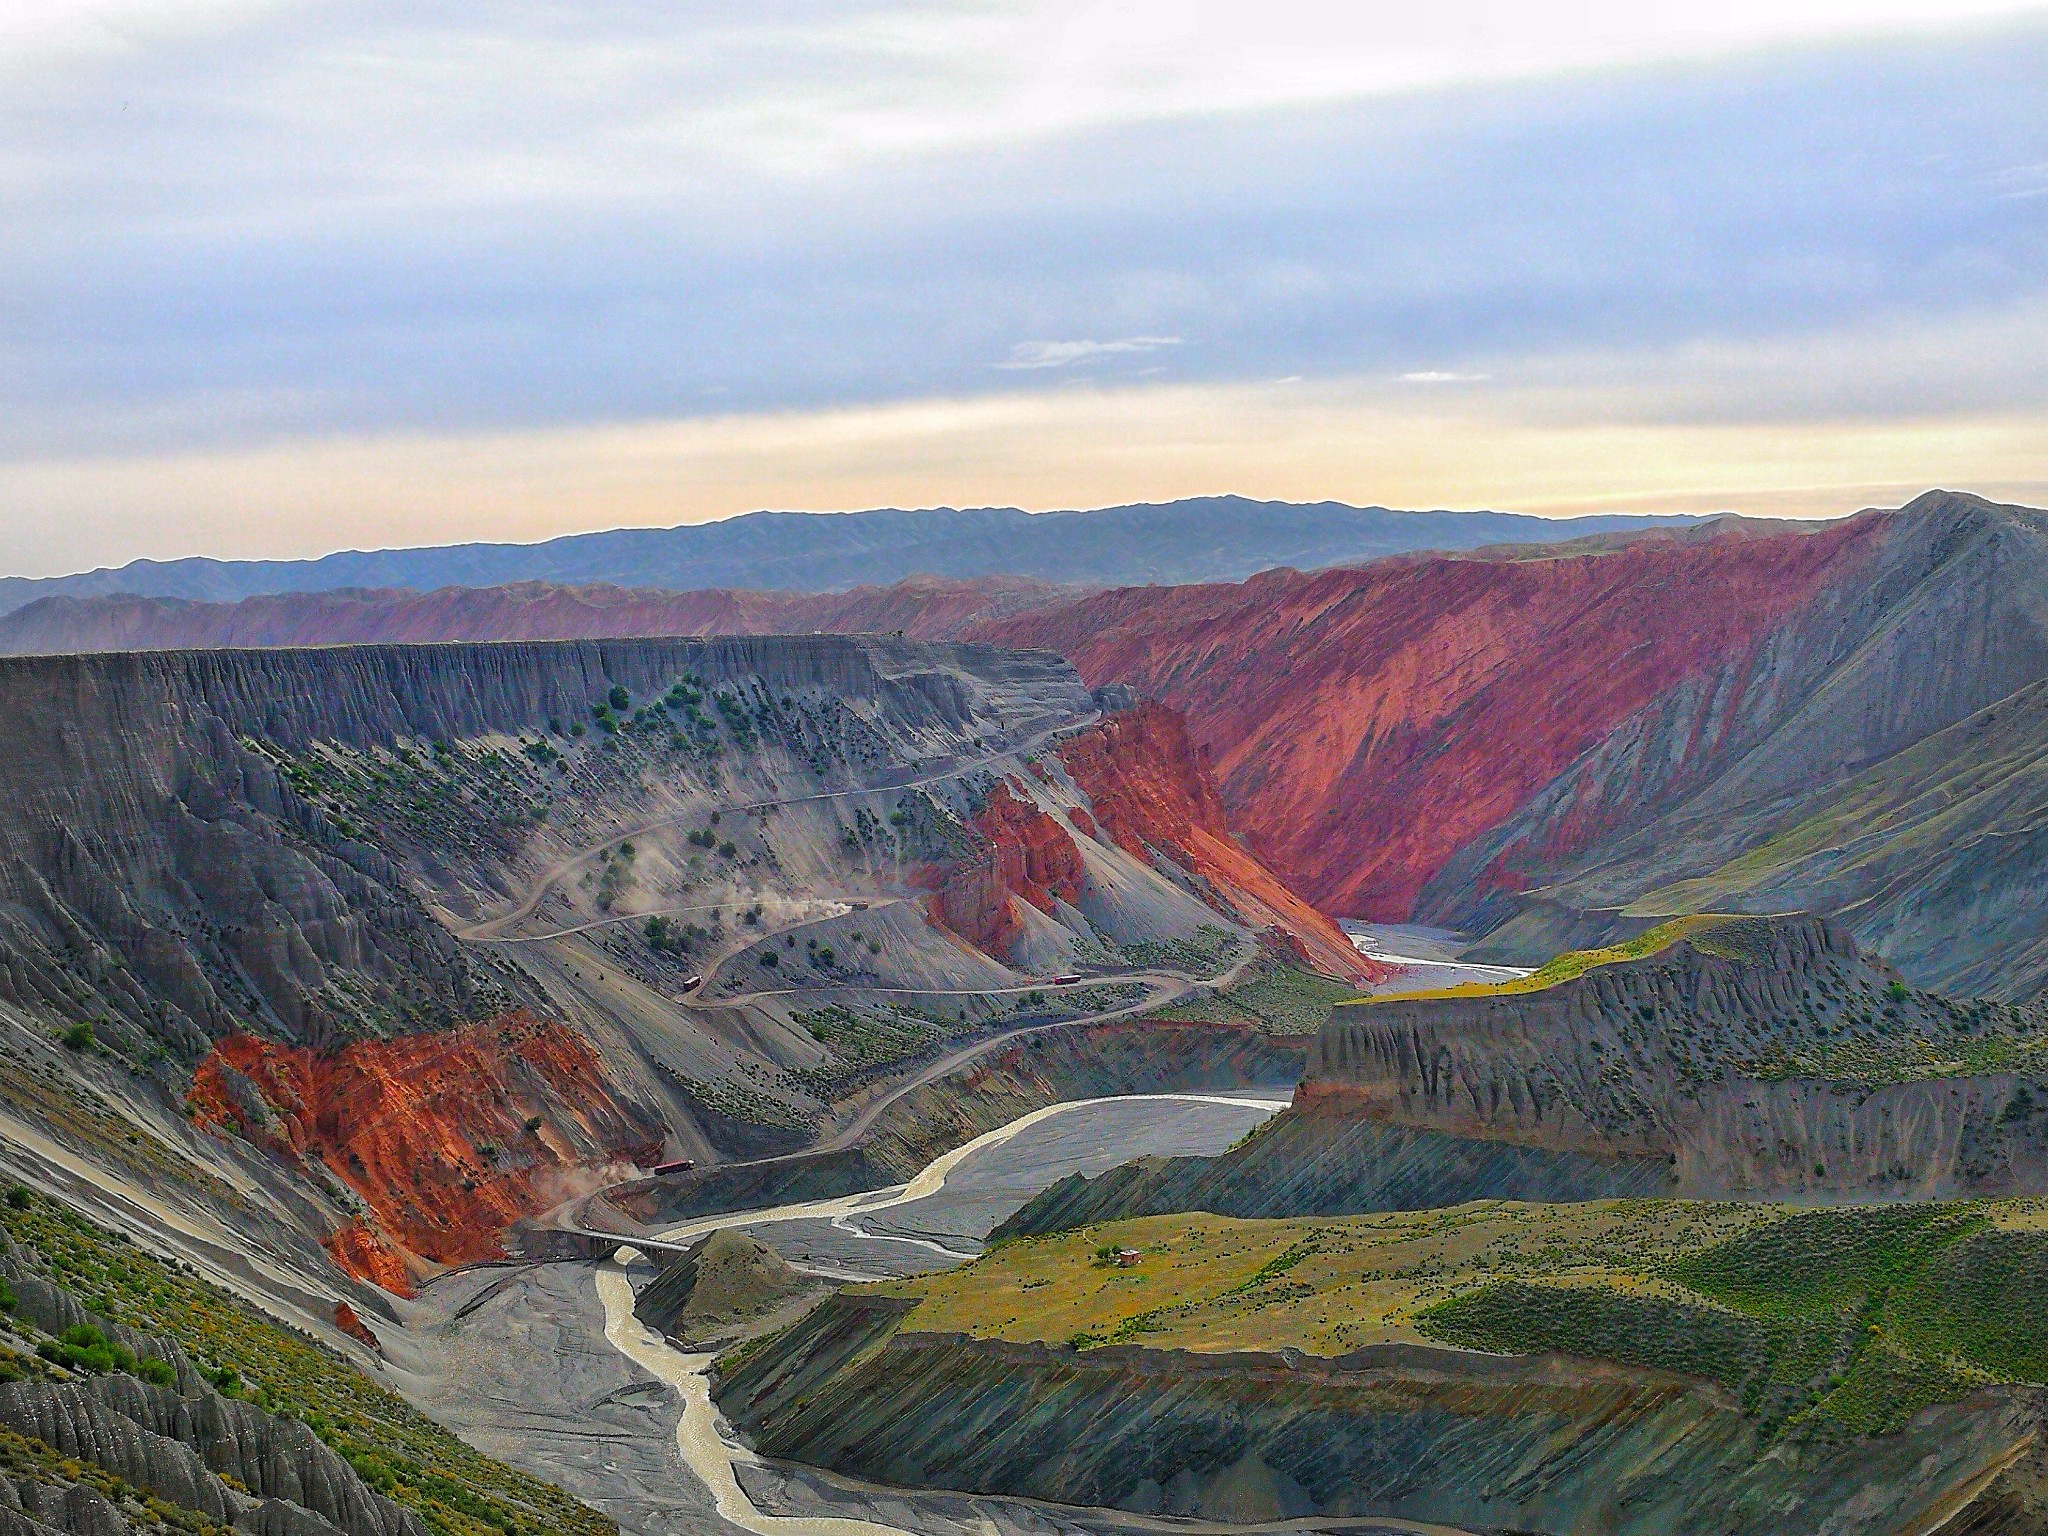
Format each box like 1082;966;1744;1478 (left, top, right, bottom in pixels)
875;1197;2048;1439
0;1192;612;1536
1157;963;1366;1034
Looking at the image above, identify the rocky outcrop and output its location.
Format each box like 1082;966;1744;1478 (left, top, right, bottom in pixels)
1002;916;2048;1231
713;1291;2039;1536
633;1230;818;1346
921;781;1088;959
1055;707;1378;981
189;1012;662;1286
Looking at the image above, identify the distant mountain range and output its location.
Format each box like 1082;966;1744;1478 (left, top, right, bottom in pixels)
0;574;1074;654
0;496;1698;616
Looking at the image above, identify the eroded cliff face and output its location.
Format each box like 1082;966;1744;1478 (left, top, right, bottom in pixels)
1001;916;2048;1232
922;781;1088;957
713;1292;2038;1536
1319;914;2048;1202
1055;706;1377;981
1424;494;2048;957
0;634;1084;1059
978;519;1877;918
975;495;2048;1004
189;1012;661;1288
0;1235;431;1536
918;705;1374;979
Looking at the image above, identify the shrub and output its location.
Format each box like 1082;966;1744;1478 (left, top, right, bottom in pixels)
5;1186;31;1211
759;951;779;968
608;685;630;711
61;1023;94;1052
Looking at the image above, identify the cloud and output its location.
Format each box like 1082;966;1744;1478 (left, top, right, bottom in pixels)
1;6;2046;566
995;336;1183;370
1401;371;1492;383
5;351;2047;576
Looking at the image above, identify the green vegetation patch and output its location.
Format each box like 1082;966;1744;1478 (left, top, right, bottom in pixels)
1422;1203;2020;1437
786;1004;947;1100
1160;961;1364;1035
0;1193;613;1536
1117;926;1241;977
887;1197;2048;1445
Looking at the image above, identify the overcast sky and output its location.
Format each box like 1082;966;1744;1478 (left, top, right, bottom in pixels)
5;0;2047;575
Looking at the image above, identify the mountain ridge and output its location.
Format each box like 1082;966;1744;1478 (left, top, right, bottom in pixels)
0;497;1701;616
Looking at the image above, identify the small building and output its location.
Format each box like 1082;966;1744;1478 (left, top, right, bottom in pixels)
1114;1248;1141;1267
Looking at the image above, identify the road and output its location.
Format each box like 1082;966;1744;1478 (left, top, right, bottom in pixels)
545;941;1254;1241
457;718;1089;942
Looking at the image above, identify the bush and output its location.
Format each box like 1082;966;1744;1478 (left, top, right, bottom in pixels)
5;1186;31;1211
759;951;779;968
608;685;630;711
61;1023;94;1052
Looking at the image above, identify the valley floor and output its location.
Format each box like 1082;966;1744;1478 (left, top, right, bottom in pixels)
405;1094;1299;1536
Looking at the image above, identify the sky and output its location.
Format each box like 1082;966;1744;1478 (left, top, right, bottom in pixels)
4;1;2048;576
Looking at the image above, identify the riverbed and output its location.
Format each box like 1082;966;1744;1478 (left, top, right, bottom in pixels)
409;1092;1293;1536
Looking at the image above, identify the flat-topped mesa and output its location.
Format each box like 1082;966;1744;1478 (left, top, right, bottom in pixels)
1309;914;1882;1157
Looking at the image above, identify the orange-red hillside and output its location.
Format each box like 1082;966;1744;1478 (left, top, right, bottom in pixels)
924;780;1089;956
920;709;1378;980
190;1012;661;1292
1058;705;1379;980
979;520;1881;918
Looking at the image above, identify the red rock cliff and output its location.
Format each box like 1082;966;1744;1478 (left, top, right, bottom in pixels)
982;521;1880;918
1058;706;1382;982
924;779;1088;958
190;1012;662;1292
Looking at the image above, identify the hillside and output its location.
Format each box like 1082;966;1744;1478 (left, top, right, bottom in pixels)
0;634;1362;1296
714;1198;2048;1534
0;499;1696;617
0;1186;611;1536
977;492;2048;997
998;915;2048;1234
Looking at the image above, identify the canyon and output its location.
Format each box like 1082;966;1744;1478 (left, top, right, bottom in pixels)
0;632;1356;1295
978;491;2048;998
10;492;2048;1536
